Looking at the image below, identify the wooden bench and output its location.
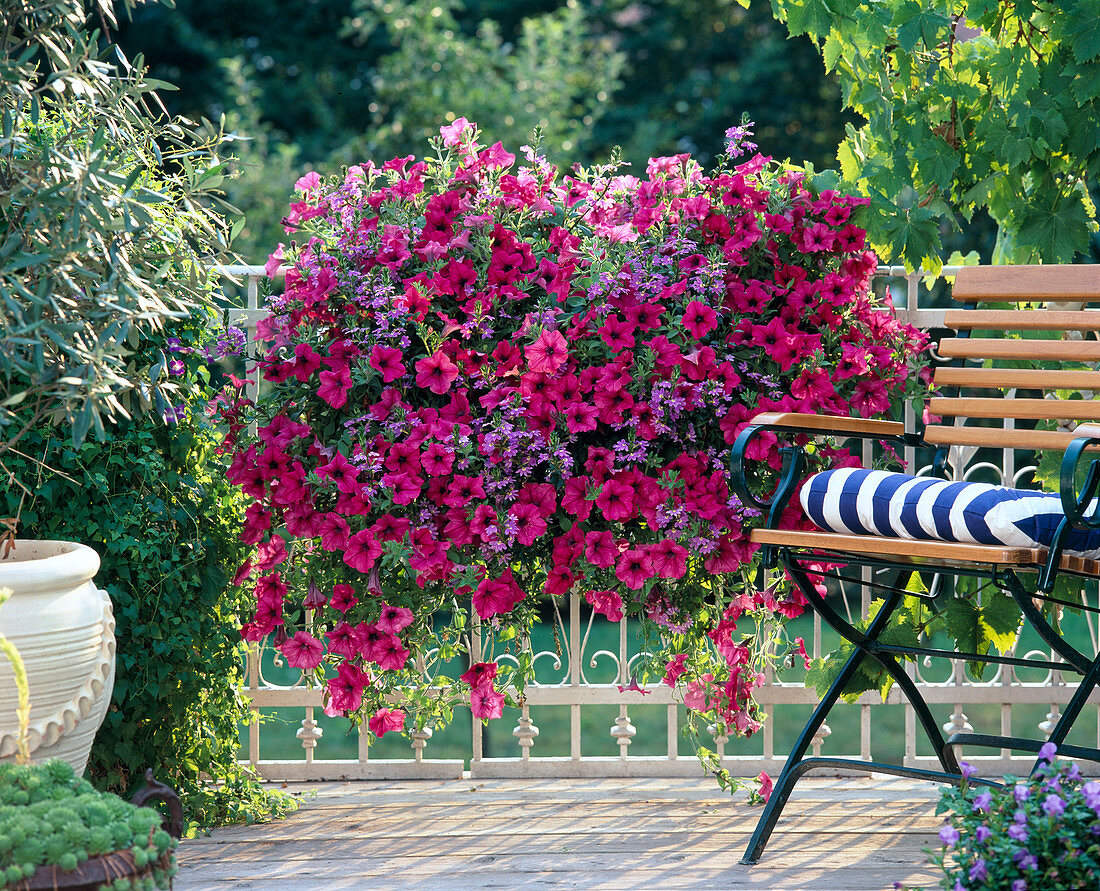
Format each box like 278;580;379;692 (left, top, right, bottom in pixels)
731;264;1100;864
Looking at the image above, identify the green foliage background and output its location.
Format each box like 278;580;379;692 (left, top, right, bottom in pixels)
113;0;856;260
1;415;291;829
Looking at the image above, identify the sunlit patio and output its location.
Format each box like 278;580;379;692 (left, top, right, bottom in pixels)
176;776;941;889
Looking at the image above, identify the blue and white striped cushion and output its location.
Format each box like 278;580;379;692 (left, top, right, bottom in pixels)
800;468;1100;559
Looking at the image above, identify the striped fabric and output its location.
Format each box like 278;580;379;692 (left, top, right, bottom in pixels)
800;468;1100;559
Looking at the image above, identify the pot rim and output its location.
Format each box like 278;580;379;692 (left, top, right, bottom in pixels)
0;540;100;593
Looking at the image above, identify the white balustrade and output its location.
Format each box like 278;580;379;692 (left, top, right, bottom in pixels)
218;265;1100;780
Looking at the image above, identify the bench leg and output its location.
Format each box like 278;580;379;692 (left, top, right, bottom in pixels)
742;558;937;864
792;559;959;775
739;627;879;864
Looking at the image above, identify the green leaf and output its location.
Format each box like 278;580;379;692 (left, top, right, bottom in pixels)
1066;0;1100;63
894;5;951;53
911;136;960;191
979;590;1022;653
785;0;835;38
1016;188;1093;263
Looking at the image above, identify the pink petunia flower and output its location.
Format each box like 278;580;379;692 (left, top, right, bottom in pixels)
377;603;415;634
585;589;624;622
584;529;619;568
278;631;325;671
317;364;352;408
415;350;460;394
370;345;407;383
681;300;718;339
616;548;654;589
461;661;498;690
470;686;505;720
368;707;406;737
330;584;359;613
526;329;569;374
343;529;382;573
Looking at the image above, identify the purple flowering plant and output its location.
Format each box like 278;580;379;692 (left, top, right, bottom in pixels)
925;744;1100;891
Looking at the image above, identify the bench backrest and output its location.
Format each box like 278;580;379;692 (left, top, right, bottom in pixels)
926;264;1100;454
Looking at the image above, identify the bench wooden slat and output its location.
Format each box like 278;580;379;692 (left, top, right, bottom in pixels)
933;367;1100;390
751;528;1041;566
928;397;1100;421
752;529;1100;577
938;338;1100;361
944;309;1100;331
747;412;905;437
952;265;1100;302
922;425;1079;450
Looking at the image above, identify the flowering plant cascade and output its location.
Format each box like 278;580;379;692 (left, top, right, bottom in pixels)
218;119;927;748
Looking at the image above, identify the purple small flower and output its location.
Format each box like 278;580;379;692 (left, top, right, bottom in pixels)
168;359;186;376
971;790;993;812
939;824;960;847
1039;741;1057;763
1042;792;1066;817
968;860;988;883
1013;784;1030;803
974;824;992;843
1007;822;1028;842
1082;780;1100;810
1011;880;1027;891
724;120;758;159
959;761;977;780
1014;849;1038;870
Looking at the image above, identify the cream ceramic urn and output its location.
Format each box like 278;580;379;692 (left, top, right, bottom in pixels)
0;540;116;775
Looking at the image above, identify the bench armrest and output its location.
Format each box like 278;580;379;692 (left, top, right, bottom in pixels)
746;412;910;441
729;412;916;541
1035;426;1100;592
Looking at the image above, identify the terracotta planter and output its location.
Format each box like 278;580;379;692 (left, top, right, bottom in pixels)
0;540;115;775
13;850;172;891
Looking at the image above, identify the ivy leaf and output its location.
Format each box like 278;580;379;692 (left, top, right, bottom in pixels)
894;5;951;53
1066;0;1100;63
880;203;942;272
911;136;960;191
1016;189;1093;264
979;590;1022;653
784;0;835;38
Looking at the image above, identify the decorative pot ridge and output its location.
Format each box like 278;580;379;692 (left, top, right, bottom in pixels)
0;541;101;594
0;540;115;774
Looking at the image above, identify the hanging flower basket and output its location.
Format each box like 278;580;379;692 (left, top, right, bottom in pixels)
216;119;928;754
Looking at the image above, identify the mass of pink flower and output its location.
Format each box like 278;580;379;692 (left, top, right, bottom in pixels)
219;119;927;735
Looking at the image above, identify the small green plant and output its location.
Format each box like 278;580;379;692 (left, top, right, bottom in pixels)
924;744;1100;891
0;760;176;889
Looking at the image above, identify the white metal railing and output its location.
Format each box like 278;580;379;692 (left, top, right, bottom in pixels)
218;264;1100;780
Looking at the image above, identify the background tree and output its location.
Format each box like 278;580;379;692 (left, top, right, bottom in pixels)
114;0;855;260
765;0;1100;269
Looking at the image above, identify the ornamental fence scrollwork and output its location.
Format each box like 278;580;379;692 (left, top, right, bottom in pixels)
218;264;1100;781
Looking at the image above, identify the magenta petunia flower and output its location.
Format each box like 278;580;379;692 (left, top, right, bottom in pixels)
343;529;382;573
370;345;407;383
460;661;498;690
584;529;619;568
585;589;624;622
278;631;325;670
368;707;406;737
681;300;718;339
377;603;414;634
615;548;654;590
414;350;460;394
596;478;635;522
526;329;569;374
317;363;352;408
649;538;689;579
470;686;504;720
